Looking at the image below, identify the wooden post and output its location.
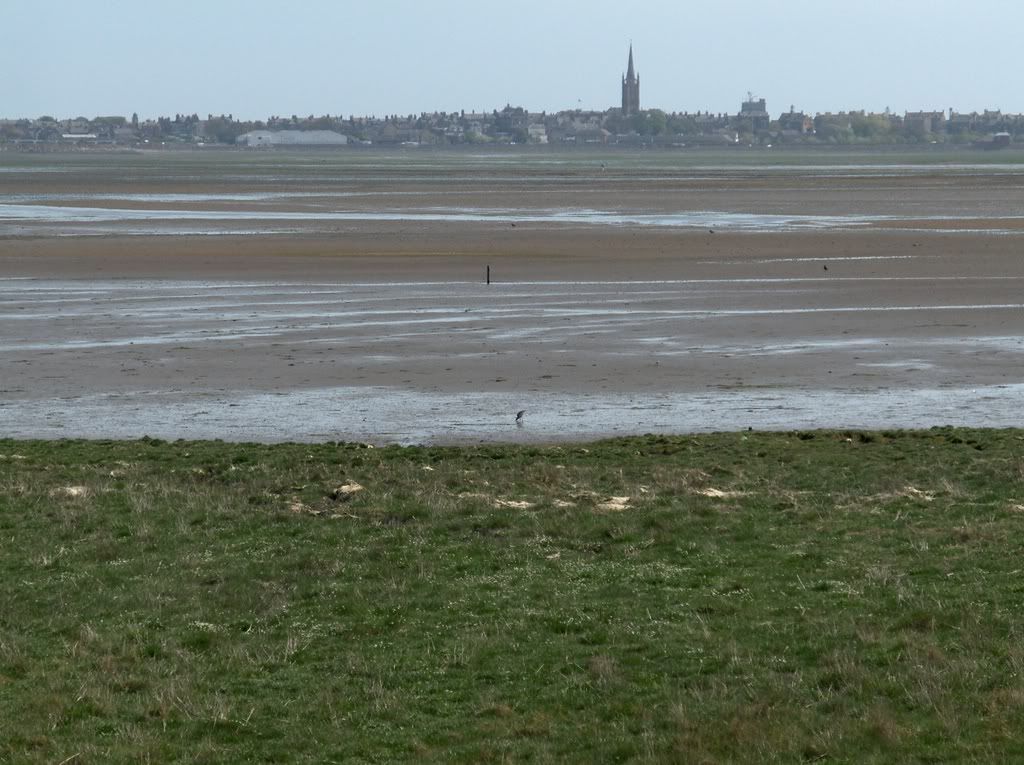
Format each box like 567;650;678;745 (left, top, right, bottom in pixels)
486;265;490;285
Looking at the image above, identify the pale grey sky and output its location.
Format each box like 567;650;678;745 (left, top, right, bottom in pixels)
4;0;1022;120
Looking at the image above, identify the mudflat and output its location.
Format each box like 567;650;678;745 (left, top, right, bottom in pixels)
2;150;1023;442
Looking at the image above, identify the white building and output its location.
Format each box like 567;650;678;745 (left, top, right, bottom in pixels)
236;130;349;148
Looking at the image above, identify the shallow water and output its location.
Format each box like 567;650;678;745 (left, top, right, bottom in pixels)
2;200;1024;236
6;151;1024;237
4;201;1024;237
2;275;1023;442
4;384;1023;445
0;202;881;230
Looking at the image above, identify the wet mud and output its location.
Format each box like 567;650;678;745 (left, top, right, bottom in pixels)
2;151;1023;442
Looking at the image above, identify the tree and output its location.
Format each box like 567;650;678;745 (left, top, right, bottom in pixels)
667;114;699;135
307;115;334;131
814;116;854;144
205;116;248;144
631;111;667;136
850;114;891;141
648;109;668;136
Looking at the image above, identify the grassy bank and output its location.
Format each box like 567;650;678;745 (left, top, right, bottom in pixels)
2;430;1024;763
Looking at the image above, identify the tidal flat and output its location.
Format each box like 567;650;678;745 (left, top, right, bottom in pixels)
3;149;1024;442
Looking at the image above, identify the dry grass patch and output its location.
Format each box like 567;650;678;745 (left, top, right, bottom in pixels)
696;488;750;499
494;499;534;510
595;496;632;512
48;485;90;500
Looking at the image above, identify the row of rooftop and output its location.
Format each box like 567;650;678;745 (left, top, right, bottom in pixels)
2;100;1021;149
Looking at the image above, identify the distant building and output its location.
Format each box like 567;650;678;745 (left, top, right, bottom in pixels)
904;111;946;135
575;128;612;145
778;106;813;135
949;110;1009;134
113;127;140;144
621;45;640;116
738;95;770;132
235;130;349;148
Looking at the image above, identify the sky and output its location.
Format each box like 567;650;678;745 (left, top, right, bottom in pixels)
4;0;1023;121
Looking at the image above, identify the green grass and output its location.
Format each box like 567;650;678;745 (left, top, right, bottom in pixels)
3;429;1024;763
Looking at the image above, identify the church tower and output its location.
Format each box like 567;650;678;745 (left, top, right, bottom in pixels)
621;45;640;116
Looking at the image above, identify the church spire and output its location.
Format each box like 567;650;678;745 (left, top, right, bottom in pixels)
621;44;640;116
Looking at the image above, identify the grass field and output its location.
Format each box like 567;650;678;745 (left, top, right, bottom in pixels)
3;430;1024;763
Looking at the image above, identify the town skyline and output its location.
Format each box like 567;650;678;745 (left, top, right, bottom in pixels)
4;98;1018;150
8;1;1024;121
1;46;1020;133
2;47;1018;148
